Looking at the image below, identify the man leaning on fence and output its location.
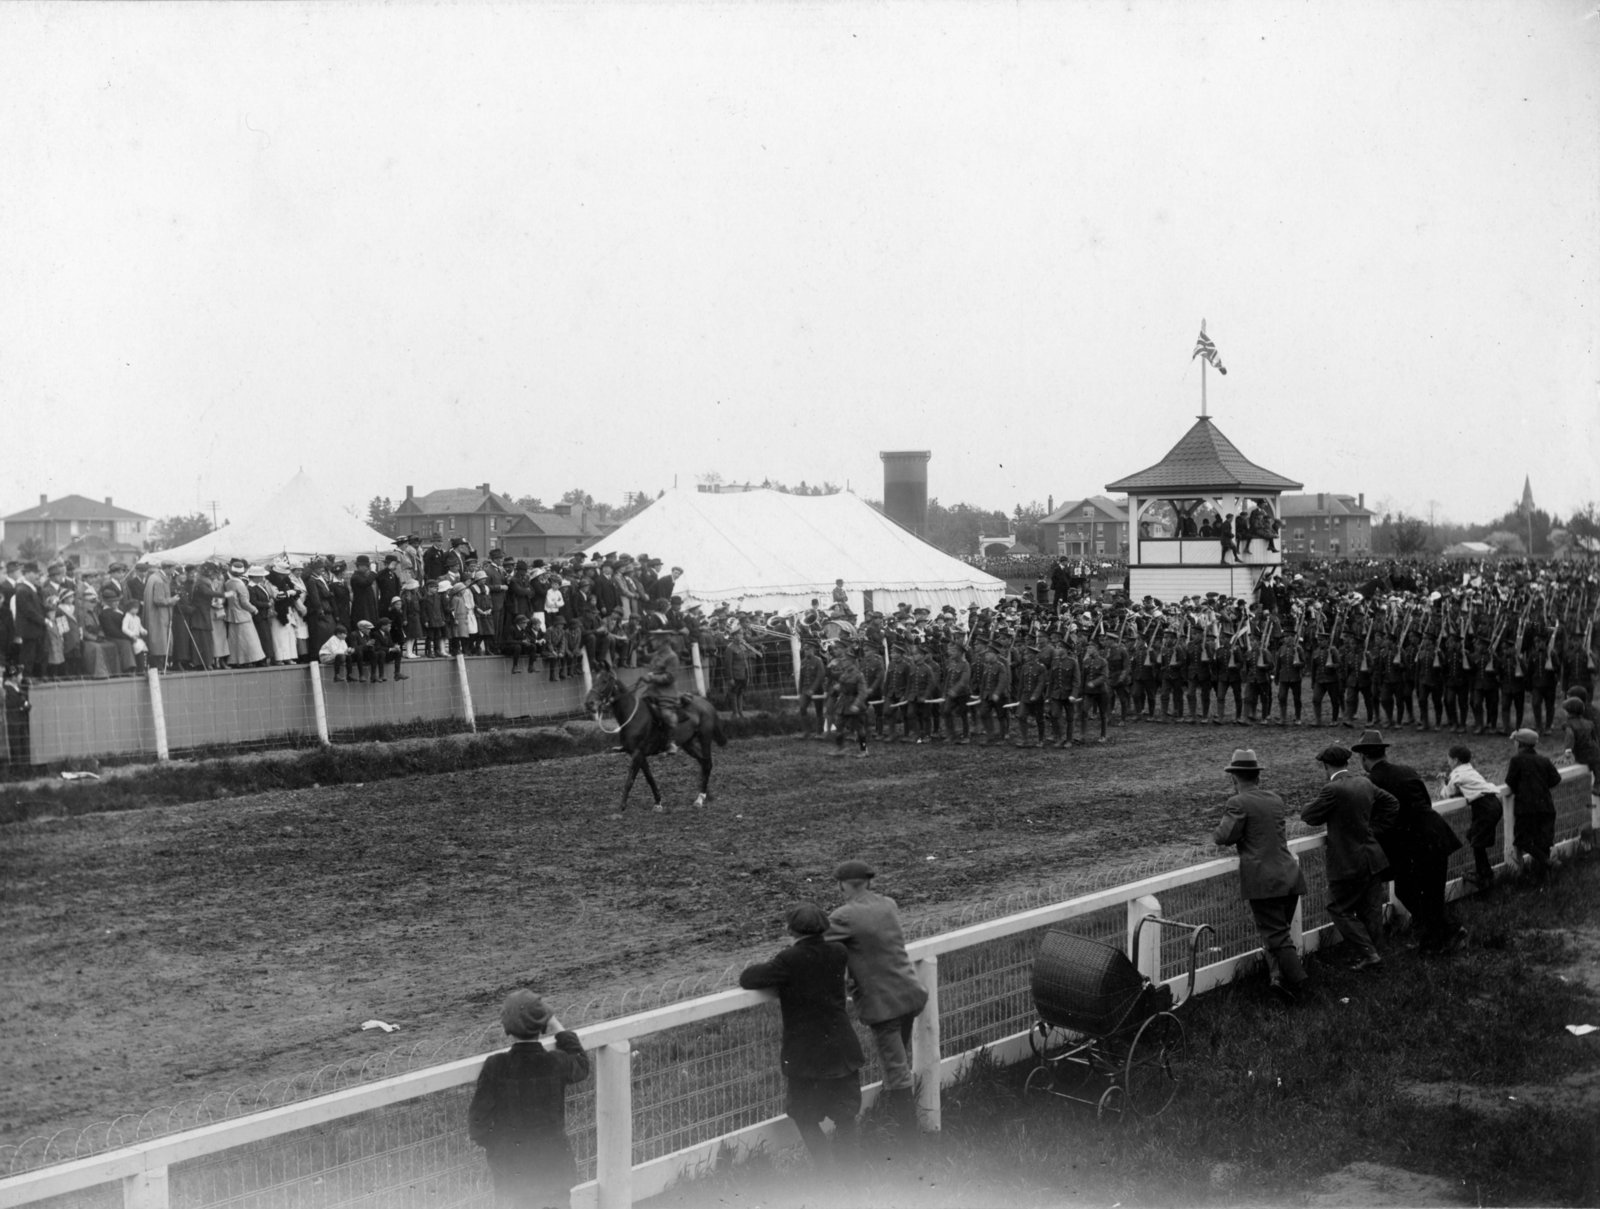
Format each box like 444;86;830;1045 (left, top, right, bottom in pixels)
1213;747;1309;1003
825;859;927;1154
1301;744;1397;972
467;989;589;1209
738;901;865;1172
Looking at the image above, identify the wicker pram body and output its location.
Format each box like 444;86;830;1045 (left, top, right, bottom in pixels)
1031;930;1159;1037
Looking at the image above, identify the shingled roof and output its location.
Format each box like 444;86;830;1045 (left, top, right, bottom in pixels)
1104;416;1302;494
5;494;149;522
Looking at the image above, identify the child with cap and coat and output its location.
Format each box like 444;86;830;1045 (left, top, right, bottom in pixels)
1503;728;1562;884
1213;748;1309;1000
825;860;928;1150
738;902;865;1170
468;990;590;1209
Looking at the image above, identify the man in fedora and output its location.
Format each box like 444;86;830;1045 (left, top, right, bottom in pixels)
1214;748;1309;1001
1302;744;1397;971
1352;729;1465;953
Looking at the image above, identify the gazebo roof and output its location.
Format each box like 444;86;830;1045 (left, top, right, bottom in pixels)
1105;416;1302;494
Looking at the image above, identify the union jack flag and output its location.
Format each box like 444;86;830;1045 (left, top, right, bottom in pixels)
1192;329;1227;375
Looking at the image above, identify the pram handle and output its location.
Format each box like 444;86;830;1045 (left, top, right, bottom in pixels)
1129;915;1216;1010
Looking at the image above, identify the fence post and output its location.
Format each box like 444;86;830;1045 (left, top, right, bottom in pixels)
691;641;707;696
1128;894;1161;982
913;955;941;1133
789;631;801;694
1500;786;1516;870
122;1166;169;1209
580;647;594;697
455;651;477;733
146;668;170;762
595;1041;633;1209
308;662;331;747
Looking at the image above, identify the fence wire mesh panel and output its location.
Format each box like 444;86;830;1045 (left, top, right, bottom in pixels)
25;677;157;765
938;904;1127;1059
1295;845;1332;936
1153;875;1249;976
627;1004;785;1166
168;1089;501;1209
163;666;319;756
8;1186;119;1209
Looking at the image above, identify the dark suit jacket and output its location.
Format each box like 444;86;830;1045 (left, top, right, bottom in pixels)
467;1033;589;1171
739;935;865;1080
13;582;47;642
825;890;929;1025
1366;757;1459;861
1215;789;1308;900
1301;770;1396;884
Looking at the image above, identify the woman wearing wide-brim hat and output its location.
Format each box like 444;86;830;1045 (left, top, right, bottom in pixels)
1214;748;1309;1001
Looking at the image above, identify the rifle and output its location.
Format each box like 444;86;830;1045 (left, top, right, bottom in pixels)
1257;615;1273;668
1326;602;1345;668
1360;611;1374;673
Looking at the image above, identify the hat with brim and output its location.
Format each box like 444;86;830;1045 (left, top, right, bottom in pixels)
1223;748;1262;774
1350;729;1389;755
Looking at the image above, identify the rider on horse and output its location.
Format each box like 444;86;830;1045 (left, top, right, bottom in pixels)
642;616;687;755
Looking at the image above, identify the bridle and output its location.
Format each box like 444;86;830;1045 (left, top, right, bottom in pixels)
591;676;642;735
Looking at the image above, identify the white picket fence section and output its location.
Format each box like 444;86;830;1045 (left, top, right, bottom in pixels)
1;767;1591;1209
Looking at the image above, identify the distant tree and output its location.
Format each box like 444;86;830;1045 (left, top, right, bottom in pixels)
513;495;546;513
925;499;1010;555
560;488;595;508
366;496;395;536
149;512;215;551
1569;501;1600;542
1391;513;1430;556
17;535;53;563
1483;530;1526;555
1012;501;1046;550
612;490;655;522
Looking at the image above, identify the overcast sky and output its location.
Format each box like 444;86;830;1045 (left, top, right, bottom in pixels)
3;0;1596;533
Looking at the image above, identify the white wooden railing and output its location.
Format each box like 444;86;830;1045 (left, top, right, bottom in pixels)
1;767;1591;1209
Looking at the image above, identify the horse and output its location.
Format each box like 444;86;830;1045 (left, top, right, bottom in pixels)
585;666;727;815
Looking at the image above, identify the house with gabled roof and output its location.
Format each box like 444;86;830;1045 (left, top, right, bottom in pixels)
1040;495;1129;558
3;494;150;561
392;484;610;562
1279;492;1374;559
1105;415;1301;601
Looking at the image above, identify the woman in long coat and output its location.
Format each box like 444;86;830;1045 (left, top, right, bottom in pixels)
225;565;265;667
265;565;302;664
143;565;174;670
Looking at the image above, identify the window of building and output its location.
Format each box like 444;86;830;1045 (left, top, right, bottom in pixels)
1096;541;1105;555
449;518;456;531
1083;507;1093;518
489;517;497;532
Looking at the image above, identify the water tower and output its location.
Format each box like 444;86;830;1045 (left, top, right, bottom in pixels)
880;450;931;536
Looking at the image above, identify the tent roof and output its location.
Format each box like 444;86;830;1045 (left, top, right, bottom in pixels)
1105;416;1302;493
583;488;1005;608
153;472;397;564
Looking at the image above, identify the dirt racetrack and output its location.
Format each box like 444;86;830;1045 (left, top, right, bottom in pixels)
0;720;1451;1147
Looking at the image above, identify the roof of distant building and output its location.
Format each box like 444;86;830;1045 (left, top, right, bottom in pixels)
1279;493;1374;519
396;487;519;515
1105;416;1302;493
5;494;149;522
1042;495;1129;524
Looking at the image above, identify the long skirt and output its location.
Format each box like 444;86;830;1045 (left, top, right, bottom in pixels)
229;620;265;665
271;618;299;663
212;613;229;660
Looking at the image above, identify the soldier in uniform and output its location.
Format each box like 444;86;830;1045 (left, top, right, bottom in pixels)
1243;618;1275;726
1135;625;1162;721
1441;631;1469;733
882;637;912;742
829;641;870;758
1104;630;1133;725
1414;627;1441;733
1498;632;1528;737
797;637;828;740
1079;637;1110;744
1158;624;1187;723
858;636;887;739
939;639;973;745
1218;623;1246;724
1185;625;1213;726
1274;625;1306;726
1310;628;1341;727
908;639;940;745
641;621;687;755
975;637;1012;745
1469;633;1498;735
1014;642;1049;748
1048;630;1080;747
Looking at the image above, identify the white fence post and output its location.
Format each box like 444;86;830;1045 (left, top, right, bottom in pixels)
308;663;331;747
581;647;594;697
595;1041;632;1209
690;641;707;696
789;631;801;693
913;955;941;1133
455;651;477;733
122;1166;168;1209
146;668;170;763
1128;894;1161;982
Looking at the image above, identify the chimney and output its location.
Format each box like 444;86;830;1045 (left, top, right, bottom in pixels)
479;483;490;496
405;485;414;501
880;451;932;536
40;493;48;506
1048;494;1054;513
1358;492;1365;509
1317;492;1325;511
105;496;113;507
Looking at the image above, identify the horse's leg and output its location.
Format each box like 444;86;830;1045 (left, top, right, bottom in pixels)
617;750;642;818
694;721;715;805
639;755;663;812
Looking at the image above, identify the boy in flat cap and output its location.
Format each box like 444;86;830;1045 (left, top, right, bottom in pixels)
739;903;865;1171
1503;728;1562;885
468;990;590;1209
1214;748;1309;1001
825;860;928;1151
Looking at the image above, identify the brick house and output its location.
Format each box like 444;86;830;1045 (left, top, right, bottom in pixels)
1039;495;1129;558
3;494;149;561
392;484;609;563
1279;492;1374;559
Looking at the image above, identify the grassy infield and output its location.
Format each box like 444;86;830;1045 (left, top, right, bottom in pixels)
6;722;1597;1205
666;860;1600;1209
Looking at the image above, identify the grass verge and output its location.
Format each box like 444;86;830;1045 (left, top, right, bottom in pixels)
649;854;1600;1208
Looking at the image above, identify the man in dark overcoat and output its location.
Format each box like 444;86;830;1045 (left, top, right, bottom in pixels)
1302;744;1397;970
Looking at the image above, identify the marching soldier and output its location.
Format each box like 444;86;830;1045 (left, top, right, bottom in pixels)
976;638;1012;745
1105;630;1133;725
1274;625;1305;726
1310;629;1341;727
909;640;941;745
1185;625;1213;726
1048;631;1081;748
1014;642;1049;748
1079;637;1110;744
797;638;828;740
883;638;913;743
1159;625;1187;723
939;640;973;745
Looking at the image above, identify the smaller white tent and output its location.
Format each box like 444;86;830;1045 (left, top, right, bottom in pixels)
585;488;1005;614
154;472;396;564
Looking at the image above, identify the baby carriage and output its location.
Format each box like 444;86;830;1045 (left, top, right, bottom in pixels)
1023;916;1213;1118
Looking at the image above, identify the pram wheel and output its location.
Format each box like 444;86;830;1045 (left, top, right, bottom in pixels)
1095;1084;1126;1119
1123;1011;1185;1117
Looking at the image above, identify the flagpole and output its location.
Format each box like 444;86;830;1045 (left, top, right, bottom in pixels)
1200;318;1207;418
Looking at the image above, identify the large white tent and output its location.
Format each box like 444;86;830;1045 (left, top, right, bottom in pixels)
585;488;1005;614
154;472;395;564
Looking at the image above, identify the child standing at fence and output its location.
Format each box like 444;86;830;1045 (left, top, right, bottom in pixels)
1503;728;1562;885
1441;745;1503;894
467;990;589;1209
